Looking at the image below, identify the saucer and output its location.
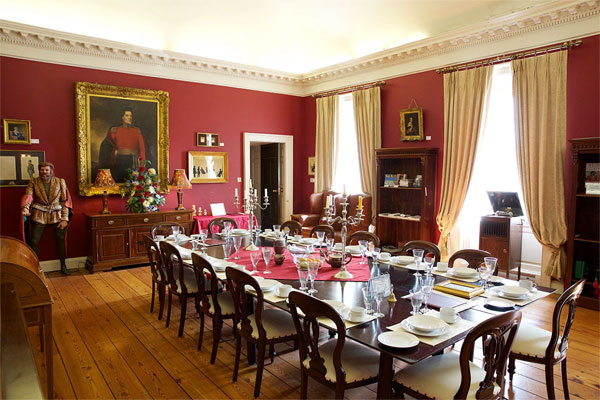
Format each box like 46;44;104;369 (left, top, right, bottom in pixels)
345;313;372;323
378;331;419;348
491;286;532;300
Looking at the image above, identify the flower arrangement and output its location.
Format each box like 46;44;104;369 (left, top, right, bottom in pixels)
121;159;166;213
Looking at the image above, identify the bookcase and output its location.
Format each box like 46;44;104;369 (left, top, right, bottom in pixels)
375;148;438;248
565;137;599;310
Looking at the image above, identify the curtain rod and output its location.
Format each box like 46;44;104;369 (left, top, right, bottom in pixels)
435;40;582;74
312;80;386;98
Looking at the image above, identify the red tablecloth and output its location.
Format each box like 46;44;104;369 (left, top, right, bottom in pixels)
231;248;371;282
192;213;258;234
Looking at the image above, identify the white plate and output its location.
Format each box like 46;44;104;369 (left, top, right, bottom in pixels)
378;331;419;348
405;315;447;332
232;228;249;234
300;238;318;245
491;287;533;300
395;255;414;265
253;278;280;292
451;267;478;278
433;267;448;273
498;286;529;297
404;263;426;271
344;245;362;255
490;276;503;283
485;298;516;310
400;320;448;337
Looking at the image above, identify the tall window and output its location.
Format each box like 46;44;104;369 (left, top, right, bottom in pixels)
332;93;362;194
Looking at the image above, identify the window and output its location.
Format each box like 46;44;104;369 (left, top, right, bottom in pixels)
332;93;362;194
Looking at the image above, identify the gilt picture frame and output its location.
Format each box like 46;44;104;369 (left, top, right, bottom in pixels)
400;107;423;141
75;82;170;196
3;119;31;145
188;151;228;183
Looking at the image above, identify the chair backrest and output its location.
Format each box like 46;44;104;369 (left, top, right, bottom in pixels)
225;267;265;340
400;240;441;266
142;234;167;283
347;230;381;247
191;253;221;315
207;217;238;238
548;279;586;360
159;241;189;294
310;224;335;239
448;249;493;272
151;222;186;239
281;220;302;236
288;291;347;382
457;310;521;399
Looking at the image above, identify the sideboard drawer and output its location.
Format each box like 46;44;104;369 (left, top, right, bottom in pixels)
165;213;192;223
94;216;126;228
127;214;164;226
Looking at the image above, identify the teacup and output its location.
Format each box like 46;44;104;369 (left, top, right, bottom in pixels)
440;307;458;323
378;252;391;261
349;306;365;321
519;280;536;290
277;284;292;297
294;234;302;241
436;262;448;272
154;235;165;242
265;228;273;233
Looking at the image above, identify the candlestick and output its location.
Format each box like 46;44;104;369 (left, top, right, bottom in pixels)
233;179;270;250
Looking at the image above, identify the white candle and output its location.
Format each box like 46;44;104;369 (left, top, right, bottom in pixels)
264;188;268;197
325;195;331;208
343;184;347;196
254;189;257;197
249;178;252;188
235;188;238;196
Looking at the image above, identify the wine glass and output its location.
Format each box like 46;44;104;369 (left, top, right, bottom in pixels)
171;225;180;241
325;238;335;255
222;239;233;260
190;234;201;251
232;235;243;260
481;257;496;289
273;224;281;237
412;248;425;280
262;247;273;274
223;222;232;239
372;279;385;318
424;255;435;274
358;240;368;265
249;251;261;274
484;257;498;281
297;266;309;291
307;260;320;294
409;289;424;315
371;247;381;266
362;287;375;314
420;274;435;313
198;229;208;253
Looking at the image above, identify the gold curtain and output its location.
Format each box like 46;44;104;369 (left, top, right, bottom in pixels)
512;51;567;279
352;87;381;222
315;96;338;192
436;66;493;258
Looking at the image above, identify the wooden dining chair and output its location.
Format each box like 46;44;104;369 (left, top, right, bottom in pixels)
142;234;167;319
207;217;238;238
393;309;522;399
346;230;381;247
400;240;441;266
226;267;298;398
280;220;302;236
159;241;201;337
151;222;186;238
448;249;494;273
310;224;335;239
508;279;586;399
288;291;379;399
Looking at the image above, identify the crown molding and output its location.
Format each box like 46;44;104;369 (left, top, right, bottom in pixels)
1;0;598;97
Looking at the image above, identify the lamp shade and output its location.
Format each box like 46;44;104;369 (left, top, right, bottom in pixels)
89;169;119;194
169;169;192;189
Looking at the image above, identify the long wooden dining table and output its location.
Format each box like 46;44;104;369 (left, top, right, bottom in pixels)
177;235;554;399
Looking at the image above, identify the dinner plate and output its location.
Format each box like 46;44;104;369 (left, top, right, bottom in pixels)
300;238;319;245
250;277;280;292
404;263;426;271
394;255;414;265
344;245;362;255
484;298;516;311
450;267;478;278
491;287;533;300
405;315;447;332
377;331;419;348
400;320;448;337
232;229;250;235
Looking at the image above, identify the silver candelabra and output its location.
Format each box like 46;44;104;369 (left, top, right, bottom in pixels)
323;193;364;279
234;182;269;251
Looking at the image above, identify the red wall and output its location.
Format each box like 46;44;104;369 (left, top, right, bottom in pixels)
0;57;305;260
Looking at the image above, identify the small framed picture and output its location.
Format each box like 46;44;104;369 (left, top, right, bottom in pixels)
196;132;219;147
0;150;45;186
399;108;423;141
3;119;31;145
308;156;315;176
188;151;228;183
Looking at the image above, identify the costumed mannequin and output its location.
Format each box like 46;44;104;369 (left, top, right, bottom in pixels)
21;162;73;275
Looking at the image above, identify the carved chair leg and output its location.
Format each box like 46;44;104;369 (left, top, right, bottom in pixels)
197;311;205;351
165;291;172;328
508;354;516;381
300;368;308;400
210;317;221;364
178;296;187;337
545;361;556;400
232;335;241;382
158;284;165;320
334;382;345;400
269;343;275;363
150;280;156;313
254;343;266;398
561;359;570;400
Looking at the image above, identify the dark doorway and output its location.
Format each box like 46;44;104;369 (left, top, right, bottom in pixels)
260;143;281;229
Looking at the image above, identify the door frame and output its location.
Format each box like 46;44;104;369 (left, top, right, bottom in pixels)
243;132;293;222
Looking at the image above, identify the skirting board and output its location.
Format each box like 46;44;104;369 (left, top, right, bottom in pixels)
40;256;87;273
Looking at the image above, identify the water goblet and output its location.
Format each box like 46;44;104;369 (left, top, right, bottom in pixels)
325;238;335;255
249;251;261;274
307;260;320;294
171;226;181;242
409;289;424;315
412;248;425;279
479;261;493;289
273;225;281;237
424;255;435;274
262;247;274;274
232;235;243;260
358;240;368;265
222;239;233;260
361;287;375;314
198;229;208;253
371;247;381;266
372;282;385;318
223;222;232;239
190;234;201;251
420;274;435;313
483;257;498;287
297;267;309;291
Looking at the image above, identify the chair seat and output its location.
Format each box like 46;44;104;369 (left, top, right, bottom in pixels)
174;266;208;294
205;292;235;316
238;308;296;340
511;324;562;359
302;339;379;384
394;352;500;400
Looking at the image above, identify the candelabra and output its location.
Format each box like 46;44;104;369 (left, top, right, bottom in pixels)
323;193;364;279
234;182;269;251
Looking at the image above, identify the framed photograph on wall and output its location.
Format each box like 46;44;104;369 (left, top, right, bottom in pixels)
3;119;31;145
399;108;423;141
308;156;315;176
74;82;170;196
188;151;228;183
0;150;45;186
196;132;219;147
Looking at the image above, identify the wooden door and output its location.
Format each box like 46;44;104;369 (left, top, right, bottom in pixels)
130;227;153;258
96;228;129;262
260;143;281;229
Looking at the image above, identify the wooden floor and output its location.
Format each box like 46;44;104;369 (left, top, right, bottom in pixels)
30;266;600;400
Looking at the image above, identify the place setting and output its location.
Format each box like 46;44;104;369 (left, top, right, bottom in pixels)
481;279;550;306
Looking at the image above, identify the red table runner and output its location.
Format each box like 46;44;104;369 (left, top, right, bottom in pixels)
231;248;372;282
192;213;258;234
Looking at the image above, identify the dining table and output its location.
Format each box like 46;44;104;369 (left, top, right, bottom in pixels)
173;233;554;399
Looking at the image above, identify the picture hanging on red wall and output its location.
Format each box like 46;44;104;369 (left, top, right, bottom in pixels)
74;82;170;196
3;118;31;145
399;107;424;141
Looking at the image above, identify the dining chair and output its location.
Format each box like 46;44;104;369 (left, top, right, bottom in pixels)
400;240;441;266
280;220;302;236
393;309;522;399
142;234;167;319
191;253;235;364
310;224;335;239
508;279;586;399
159;241;201;337
448;248;494;273
225;267;298;398
151;222;186;238
346;230;381;248
207;217;238;238
288;291;379;399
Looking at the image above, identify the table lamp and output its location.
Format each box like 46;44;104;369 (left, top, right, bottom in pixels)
169;169;192;210
90;169;119;214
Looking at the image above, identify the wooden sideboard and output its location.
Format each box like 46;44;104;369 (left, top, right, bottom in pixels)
85;210;194;273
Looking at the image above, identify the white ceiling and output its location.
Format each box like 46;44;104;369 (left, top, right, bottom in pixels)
0;0;556;74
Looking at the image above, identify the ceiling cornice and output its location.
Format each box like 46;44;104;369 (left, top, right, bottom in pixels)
1;0;598;97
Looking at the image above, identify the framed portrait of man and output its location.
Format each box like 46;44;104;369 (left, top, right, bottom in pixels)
399;108;424;141
75;82;170;196
3;119;31;144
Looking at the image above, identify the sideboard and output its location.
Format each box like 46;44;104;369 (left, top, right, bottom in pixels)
85;210;194;273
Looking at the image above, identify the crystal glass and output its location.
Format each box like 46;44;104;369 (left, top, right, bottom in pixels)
198;229;208;253
273;224;281;237
222;239;233;260
481;257;496;289
413;248;425;280
232;235;243;260
362;287;375;314
325;238;335;255
420;274;435;313
297;267;309;290
424;255;435;274
371;247;381;266
358;240;368;265
372;282;385;318
307;260;319;294
262;247;274;274
223;222;232;239
484;257;498;283
190;234;201;251
249;251;261;274
410;289;424;315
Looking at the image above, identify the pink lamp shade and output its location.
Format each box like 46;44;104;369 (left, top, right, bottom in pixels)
169;169;192;189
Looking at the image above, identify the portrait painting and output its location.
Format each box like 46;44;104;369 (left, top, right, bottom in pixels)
308;156;315;176
399;108;424;141
196;132;219;147
20;156;40;180
188;151;228;183
75;82;169;196
0;150;45;186
3;119;31;144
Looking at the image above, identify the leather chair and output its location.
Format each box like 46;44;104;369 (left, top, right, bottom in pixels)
291;190;371;241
